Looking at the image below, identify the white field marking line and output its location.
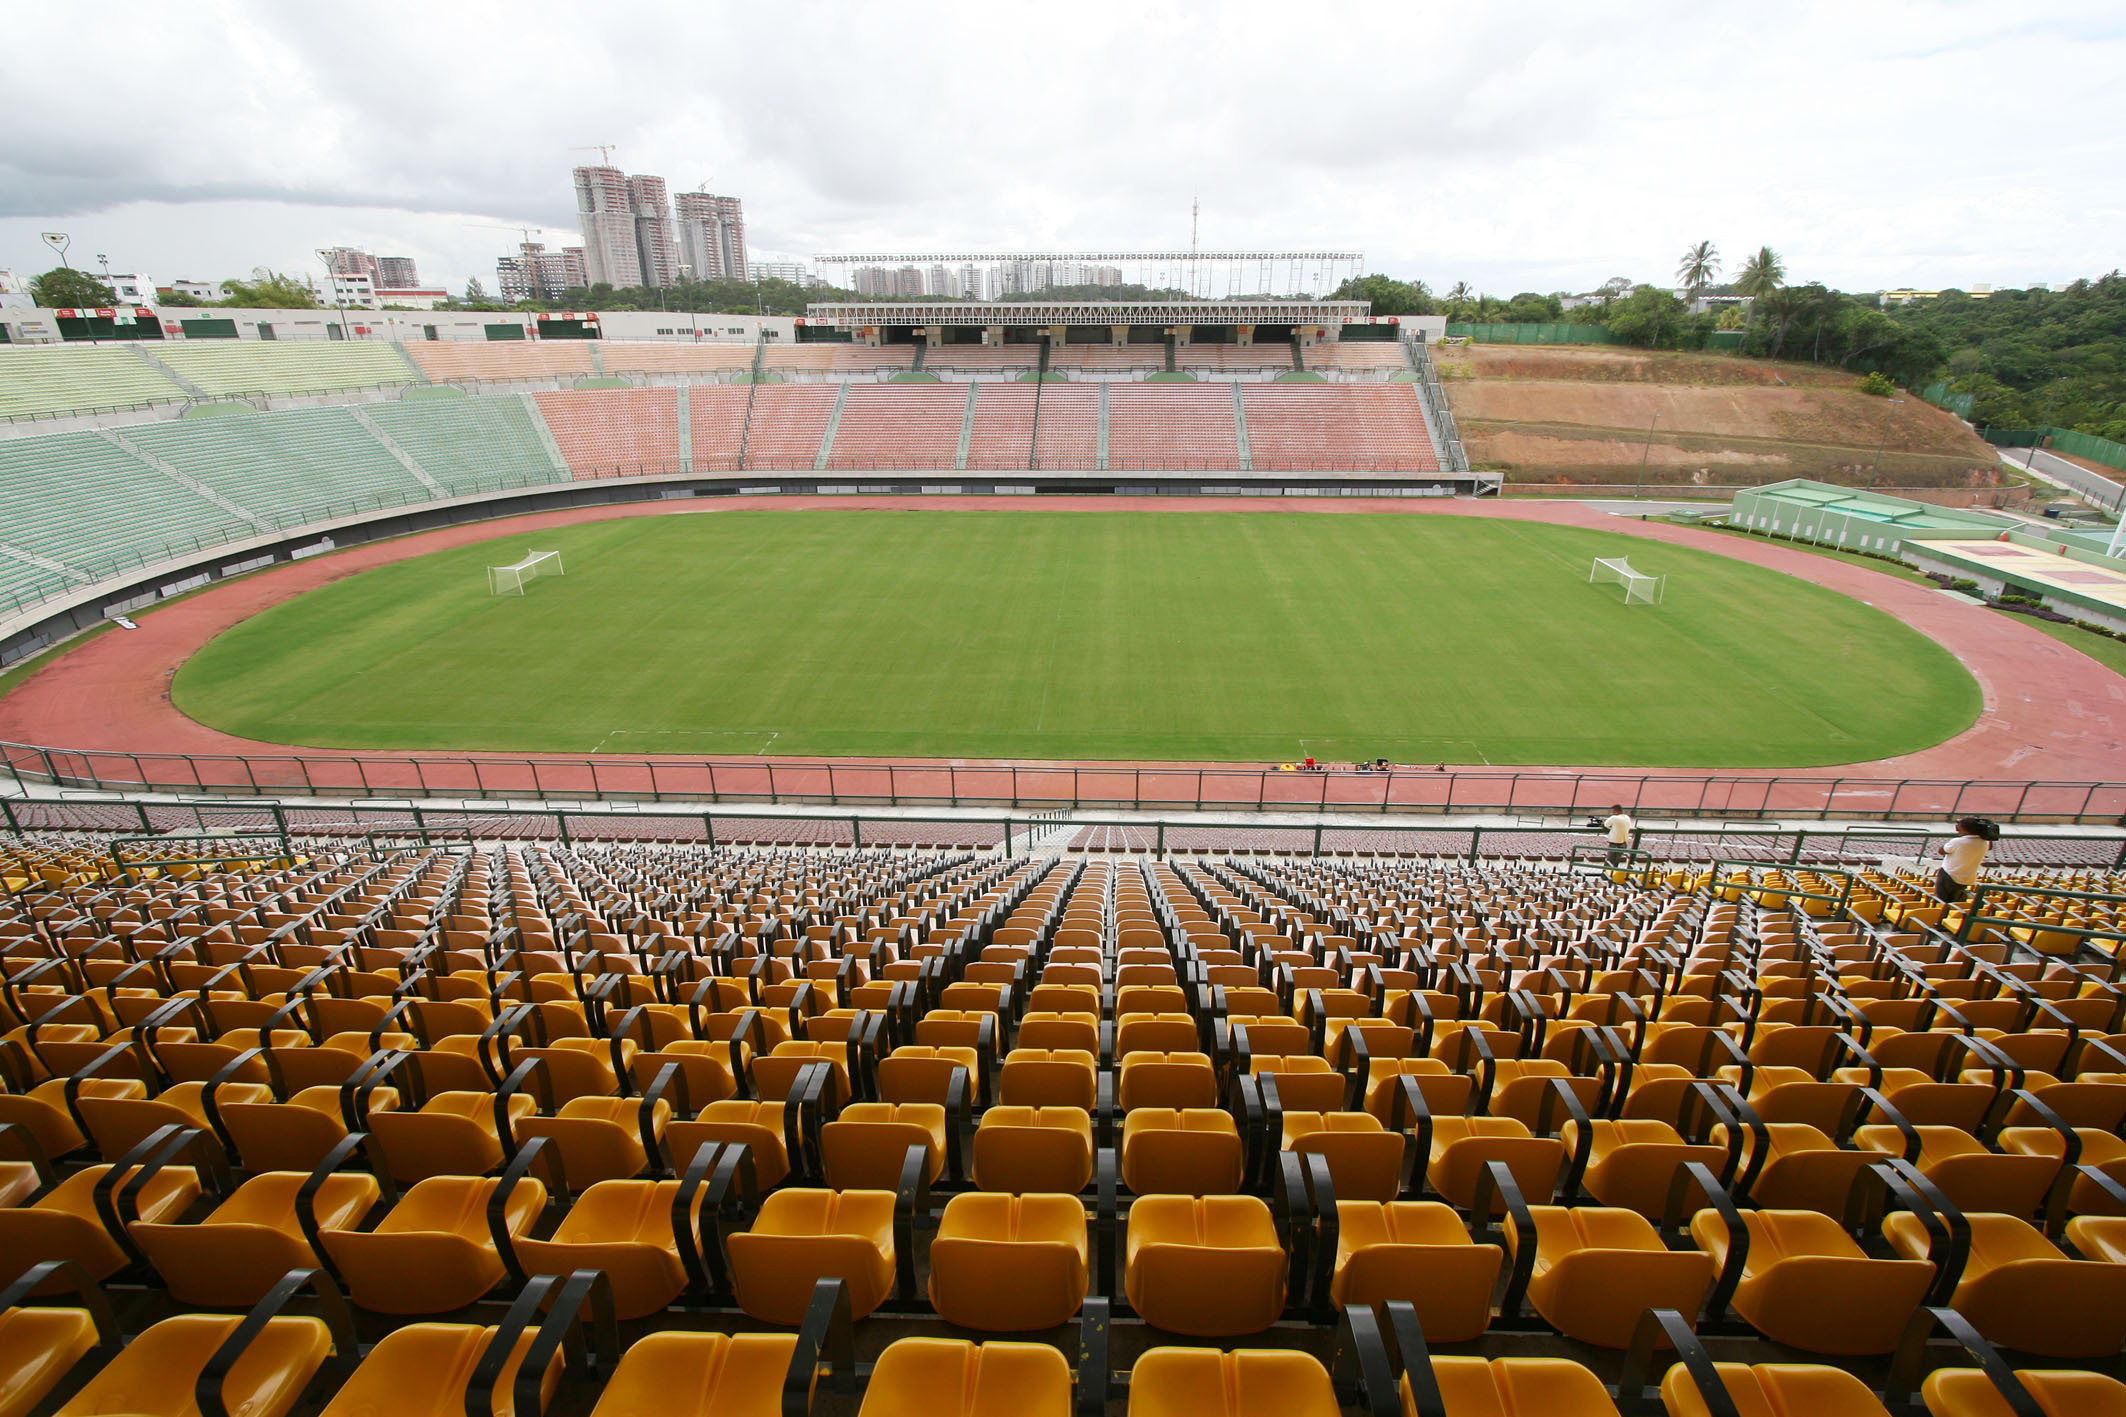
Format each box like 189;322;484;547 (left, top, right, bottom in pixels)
1299;737;1490;765
593;729;780;755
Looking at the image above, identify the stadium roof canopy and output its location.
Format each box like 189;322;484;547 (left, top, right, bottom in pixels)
802;299;1373;329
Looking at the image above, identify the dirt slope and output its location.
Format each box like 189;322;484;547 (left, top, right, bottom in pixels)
1439;344;2001;490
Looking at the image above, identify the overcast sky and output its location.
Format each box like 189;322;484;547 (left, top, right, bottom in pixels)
3;0;2120;299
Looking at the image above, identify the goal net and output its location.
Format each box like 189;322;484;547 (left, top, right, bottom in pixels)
1590;556;1665;605
488;550;564;596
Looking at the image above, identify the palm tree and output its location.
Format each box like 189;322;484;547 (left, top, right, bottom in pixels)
1755;285;1806;357
1676;241;1719;296
1733;246;1786;300
1444;281;1474;321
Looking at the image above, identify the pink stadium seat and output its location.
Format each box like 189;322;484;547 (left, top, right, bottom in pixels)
532;387;681;477
760;347;839;373
826;386;966;468
1304;342;1410;371
1243;386;1438;471
963;384;1037;470
1106;385;1241;470
689;384;751;471
741;385;839;467
1033;386;1100;468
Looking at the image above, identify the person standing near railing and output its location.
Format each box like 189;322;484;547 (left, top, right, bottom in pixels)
1603;805;1634;864
1933;815;1999;903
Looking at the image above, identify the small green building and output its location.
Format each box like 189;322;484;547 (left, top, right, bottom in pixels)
1727;479;2016;555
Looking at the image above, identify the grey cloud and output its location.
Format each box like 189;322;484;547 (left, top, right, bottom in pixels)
2;0;2122;294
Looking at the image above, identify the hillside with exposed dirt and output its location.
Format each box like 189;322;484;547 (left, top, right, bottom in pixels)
1438;344;2007;494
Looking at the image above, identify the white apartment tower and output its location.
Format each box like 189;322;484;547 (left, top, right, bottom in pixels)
674;191;749;282
573;165;643;288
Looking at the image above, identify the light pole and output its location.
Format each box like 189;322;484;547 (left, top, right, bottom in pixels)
1634;410;1660;501
1866;397;1907;488
40;232;71;269
314;249;351;340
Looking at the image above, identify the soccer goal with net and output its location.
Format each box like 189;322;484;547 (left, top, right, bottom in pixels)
488;550;564;596
1589;556;1665;605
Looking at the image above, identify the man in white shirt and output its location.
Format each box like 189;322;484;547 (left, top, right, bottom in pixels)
1603;806;1634;864
1935;816;1995;903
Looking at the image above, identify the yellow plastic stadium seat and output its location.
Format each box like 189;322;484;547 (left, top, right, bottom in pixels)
511;1178;688;1320
998;1049;1098;1110
1424;1356;1624;1417
1884;1210;2126;1358
1121;1109;1245;1196
1282;1111;1406;1203
726;1188;897;1325
929;1193;1088;1332
1921;1367;2126;1417
1124;1195;1287;1337
54;1310;332;1417
1329;1200;1502;1341
822;1103;947;1189
132;1169;381;1307
0;1156;202;1290
1661;1361;1892;1417
973;1106;1094;1195
320;1173;546;1315
586;1331;797;1417
1128;1347;1341;1417
318;1321;559;1417
1688;1207;1933;1354
1507;1205;1714;1349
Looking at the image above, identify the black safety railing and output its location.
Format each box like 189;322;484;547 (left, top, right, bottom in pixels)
4;744;2124;827
3;798;2121;876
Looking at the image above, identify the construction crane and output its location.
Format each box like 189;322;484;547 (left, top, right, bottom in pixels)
465;222;563;248
568;144;617;166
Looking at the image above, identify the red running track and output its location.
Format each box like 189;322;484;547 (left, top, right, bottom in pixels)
3;496;2122;815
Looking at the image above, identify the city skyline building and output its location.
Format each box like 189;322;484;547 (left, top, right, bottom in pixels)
321;246;420;288
572;164;644;288
674;190;748;282
497;241;590;301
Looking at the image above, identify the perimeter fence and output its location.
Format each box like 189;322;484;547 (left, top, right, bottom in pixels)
5;797;2121;869
4;743;2124;826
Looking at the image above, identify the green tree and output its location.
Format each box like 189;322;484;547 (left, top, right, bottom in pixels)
1733;246;1786;299
1676;241;1720;297
218;270;319;308
1328;273;1434;316
1501;291;1562;323
1605;285;1692;348
29;266;116;307
154;288;204;307
1754;285;1806;357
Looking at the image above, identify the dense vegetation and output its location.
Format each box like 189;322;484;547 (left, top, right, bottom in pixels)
1892;276;2126;441
1334;258;2125;441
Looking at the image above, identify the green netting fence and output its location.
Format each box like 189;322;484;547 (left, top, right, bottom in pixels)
1920;381;1975;418
1442;323;1615;345
1980;426;2126;473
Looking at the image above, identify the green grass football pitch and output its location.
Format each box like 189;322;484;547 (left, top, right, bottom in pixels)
171;509;1980;766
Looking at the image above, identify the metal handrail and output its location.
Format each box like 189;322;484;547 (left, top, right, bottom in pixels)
3;742;2123;827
